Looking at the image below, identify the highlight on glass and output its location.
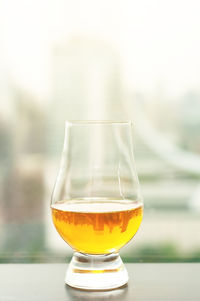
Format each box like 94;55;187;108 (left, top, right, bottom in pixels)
51;121;143;290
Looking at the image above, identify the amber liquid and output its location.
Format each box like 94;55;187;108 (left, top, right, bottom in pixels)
51;199;143;255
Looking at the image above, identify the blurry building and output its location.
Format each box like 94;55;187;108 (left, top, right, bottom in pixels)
1;90;46;256
47;36;125;157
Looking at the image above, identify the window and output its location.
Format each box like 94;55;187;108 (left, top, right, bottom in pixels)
0;0;200;263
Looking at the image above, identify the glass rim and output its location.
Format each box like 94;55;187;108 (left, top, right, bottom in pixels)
65;120;133;125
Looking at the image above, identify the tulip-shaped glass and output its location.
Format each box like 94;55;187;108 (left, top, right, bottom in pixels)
51;121;143;290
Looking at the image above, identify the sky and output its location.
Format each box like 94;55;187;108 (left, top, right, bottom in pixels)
0;0;200;100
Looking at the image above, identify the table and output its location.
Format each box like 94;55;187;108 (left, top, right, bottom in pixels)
0;264;199;300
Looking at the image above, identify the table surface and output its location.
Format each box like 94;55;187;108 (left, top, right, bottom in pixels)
0;264;199;301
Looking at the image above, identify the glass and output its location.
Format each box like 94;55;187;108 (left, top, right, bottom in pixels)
51;121;143;290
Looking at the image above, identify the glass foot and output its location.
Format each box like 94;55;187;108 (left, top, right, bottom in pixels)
65;252;128;290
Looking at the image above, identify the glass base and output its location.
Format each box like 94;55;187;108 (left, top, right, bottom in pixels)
65;252;129;290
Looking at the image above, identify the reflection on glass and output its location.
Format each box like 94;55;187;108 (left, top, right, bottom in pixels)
65;284;128;300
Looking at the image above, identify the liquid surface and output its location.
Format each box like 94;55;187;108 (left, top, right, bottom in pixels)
51;200;143;254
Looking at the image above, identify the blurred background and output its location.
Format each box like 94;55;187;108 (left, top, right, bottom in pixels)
0;0;200;263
